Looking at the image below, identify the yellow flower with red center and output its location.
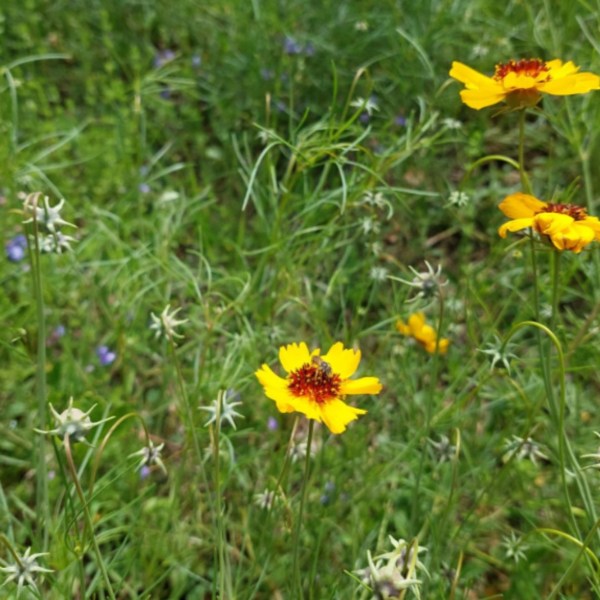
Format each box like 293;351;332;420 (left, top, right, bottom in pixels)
255;342;382;434
396;313;449;355
449;58;600;110
498;192;600;253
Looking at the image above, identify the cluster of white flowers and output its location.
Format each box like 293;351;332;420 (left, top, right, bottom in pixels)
22;192;77;254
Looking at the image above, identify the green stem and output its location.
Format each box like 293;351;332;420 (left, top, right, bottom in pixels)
213;391;232;600
27;196;49;550
168;337;203;467
518;110;532;194
503;322;598;541
63;435;116;600
292;419;314;599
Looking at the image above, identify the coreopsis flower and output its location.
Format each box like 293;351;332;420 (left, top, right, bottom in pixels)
255;342;382;434
396;313;449;354
450;58;600;110
498;192;600;253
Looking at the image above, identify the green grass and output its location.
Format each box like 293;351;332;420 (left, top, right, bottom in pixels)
3;0;600;598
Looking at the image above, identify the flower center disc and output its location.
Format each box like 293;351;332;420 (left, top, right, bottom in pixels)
288;363;341;405
539;203;588;220
494;59;550;81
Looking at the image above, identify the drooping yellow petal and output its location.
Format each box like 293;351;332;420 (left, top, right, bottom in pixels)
459;89;507;109
321;342;361;378
581;216;600;240
498;217;535;238
533;212;573;236
279;342;310;373
550;223;595;253
499;193;547;219
319;399;367;435
340;377;383;396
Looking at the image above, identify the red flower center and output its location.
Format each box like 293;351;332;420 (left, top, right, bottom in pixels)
494;59;550;81
539;203;588;221
288;361;341;405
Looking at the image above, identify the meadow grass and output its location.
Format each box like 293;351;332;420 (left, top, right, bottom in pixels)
2;0;600;598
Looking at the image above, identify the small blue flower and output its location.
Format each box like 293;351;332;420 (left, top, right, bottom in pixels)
154;49;176;69
191;54;202;68
395;114;407;127
139;183;151;194
267;416;278;431
283;36;302;55
260;68;274;81
96;345;116;366
5;235;27;262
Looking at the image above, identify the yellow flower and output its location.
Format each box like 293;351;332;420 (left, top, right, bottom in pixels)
450;58;600;110
396;313;449;355
255;342;382;434
498;192;600;253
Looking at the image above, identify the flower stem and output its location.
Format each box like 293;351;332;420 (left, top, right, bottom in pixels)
168;336;203;467
63;435;116;600
27;204;49;550
292;419;314;598
517;110;532;195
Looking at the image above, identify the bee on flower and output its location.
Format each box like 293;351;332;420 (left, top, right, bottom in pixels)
255;342;382;434
450;58;600;110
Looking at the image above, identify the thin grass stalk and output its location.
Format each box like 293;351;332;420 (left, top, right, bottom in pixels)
292;419;314;598
63;435;116;600
26;198;49;550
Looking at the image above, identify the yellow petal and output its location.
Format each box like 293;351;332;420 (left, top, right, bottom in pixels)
340;377;383;396
279;342;310;373
415;323;437;345
533;213;573;236
255;364;288;390
289;395;323;421
459;89;506;109
502;72;539;90
540;72;600;95
499;193;547;219
581;217;600;239
408;313;426;335
319;398;367;434
321;342;361;378
449;61;497;88
551;222;595;253
498;217;537;238
255;365;297;412
396;319;410;335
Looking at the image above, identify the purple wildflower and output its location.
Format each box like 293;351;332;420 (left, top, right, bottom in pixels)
154;49;176;69
5;235;27;262
267;416;278;431
283;36;302;55
96;345;116;366
394;114;407;127
139;183;151;194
